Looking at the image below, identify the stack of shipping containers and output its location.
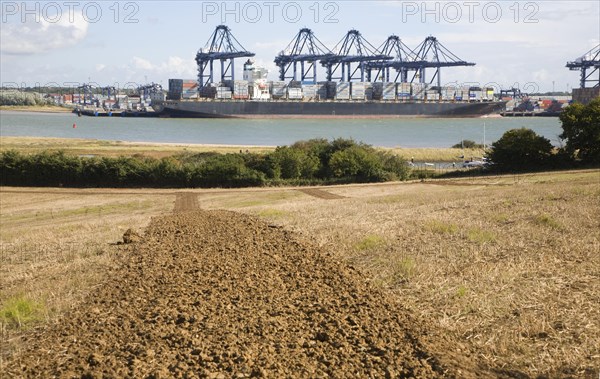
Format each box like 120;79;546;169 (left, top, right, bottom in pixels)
458;86;470;101
287;87;303;99
372;82;383;100
168;79;183;100
200;84;217;99
365;83;374;100
317;82;329;99
181;80;198;99
302;84;318;99
270;81;287;99
167;76;497;104
286;81;303;99
469;87;482;101
396;82;411;100
350;82;366;100
326;82;338;99
382;82;396;100
411;83;427;100
223;80;249;99
216;86;232;99
426;87;441;101
442;86;457;101
335;82;351;100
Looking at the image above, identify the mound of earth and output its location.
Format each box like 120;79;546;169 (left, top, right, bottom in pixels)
5;210;455;378
121;228;142;244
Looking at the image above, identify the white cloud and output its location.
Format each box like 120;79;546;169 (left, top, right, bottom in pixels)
95;64;106;72
132;56;154;70
128;56;197;79
1;14;88;55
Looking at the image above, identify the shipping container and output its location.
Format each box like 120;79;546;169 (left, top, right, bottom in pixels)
316;82;329;99
287;87;303;99
200;86;217;99
270;81;287;99
326;82;338;99
411;83;427;100
350;82;369;100
469;87;482;101
216;87;232;99
441;86;457;101
302;84;318;99
397;82;411;99
335;82;351;100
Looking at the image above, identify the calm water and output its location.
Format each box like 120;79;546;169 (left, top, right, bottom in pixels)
0;111;563;148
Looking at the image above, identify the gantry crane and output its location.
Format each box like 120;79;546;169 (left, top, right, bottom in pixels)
77;83;95;106
320;30;392;82
195;25;255;87
274;28;334;83
100;86;116;101
410;36;475;87
367;35;421;82
566;45;600;88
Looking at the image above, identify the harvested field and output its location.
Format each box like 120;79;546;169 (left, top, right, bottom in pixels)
1;169;599;378
4;210;450;378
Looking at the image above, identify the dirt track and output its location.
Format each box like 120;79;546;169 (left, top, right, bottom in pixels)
174;192;200;212
297;188;346;200
3;208;455;378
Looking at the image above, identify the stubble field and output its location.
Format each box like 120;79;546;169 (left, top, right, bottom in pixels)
1;169;599;377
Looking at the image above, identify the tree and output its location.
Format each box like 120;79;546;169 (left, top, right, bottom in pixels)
559;97;600;164
451;139;483;149
488;128;554;171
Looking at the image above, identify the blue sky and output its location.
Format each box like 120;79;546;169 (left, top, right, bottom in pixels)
1;0;599;92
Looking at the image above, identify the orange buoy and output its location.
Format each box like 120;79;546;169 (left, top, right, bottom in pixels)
73;123;77;128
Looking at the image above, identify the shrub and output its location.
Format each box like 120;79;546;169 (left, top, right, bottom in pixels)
329;145;385;181
0;139;413;188
378;151;410;181
270;146;320;180
196;154;266;188
488;128;554;171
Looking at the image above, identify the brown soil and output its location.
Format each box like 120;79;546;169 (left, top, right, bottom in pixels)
174;192;200;212
2;209;471;378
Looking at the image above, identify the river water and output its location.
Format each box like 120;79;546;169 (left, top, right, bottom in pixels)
0;111;563;148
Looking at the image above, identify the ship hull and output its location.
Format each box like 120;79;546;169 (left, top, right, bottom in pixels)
153;100;506;118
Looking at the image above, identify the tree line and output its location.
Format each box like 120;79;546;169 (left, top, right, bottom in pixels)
0;91;55;107
0;139;410;188
487;98;599;171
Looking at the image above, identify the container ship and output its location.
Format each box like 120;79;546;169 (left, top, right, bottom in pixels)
152;26;507;118
153;61;505;118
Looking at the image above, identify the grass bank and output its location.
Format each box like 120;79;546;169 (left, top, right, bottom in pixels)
0;105;72;113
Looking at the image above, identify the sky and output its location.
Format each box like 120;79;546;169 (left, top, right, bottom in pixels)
1;0;599;93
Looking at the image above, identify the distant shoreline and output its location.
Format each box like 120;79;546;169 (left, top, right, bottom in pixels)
0;106;73;114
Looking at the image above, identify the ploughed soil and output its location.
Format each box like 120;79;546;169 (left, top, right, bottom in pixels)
4;207;472;378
